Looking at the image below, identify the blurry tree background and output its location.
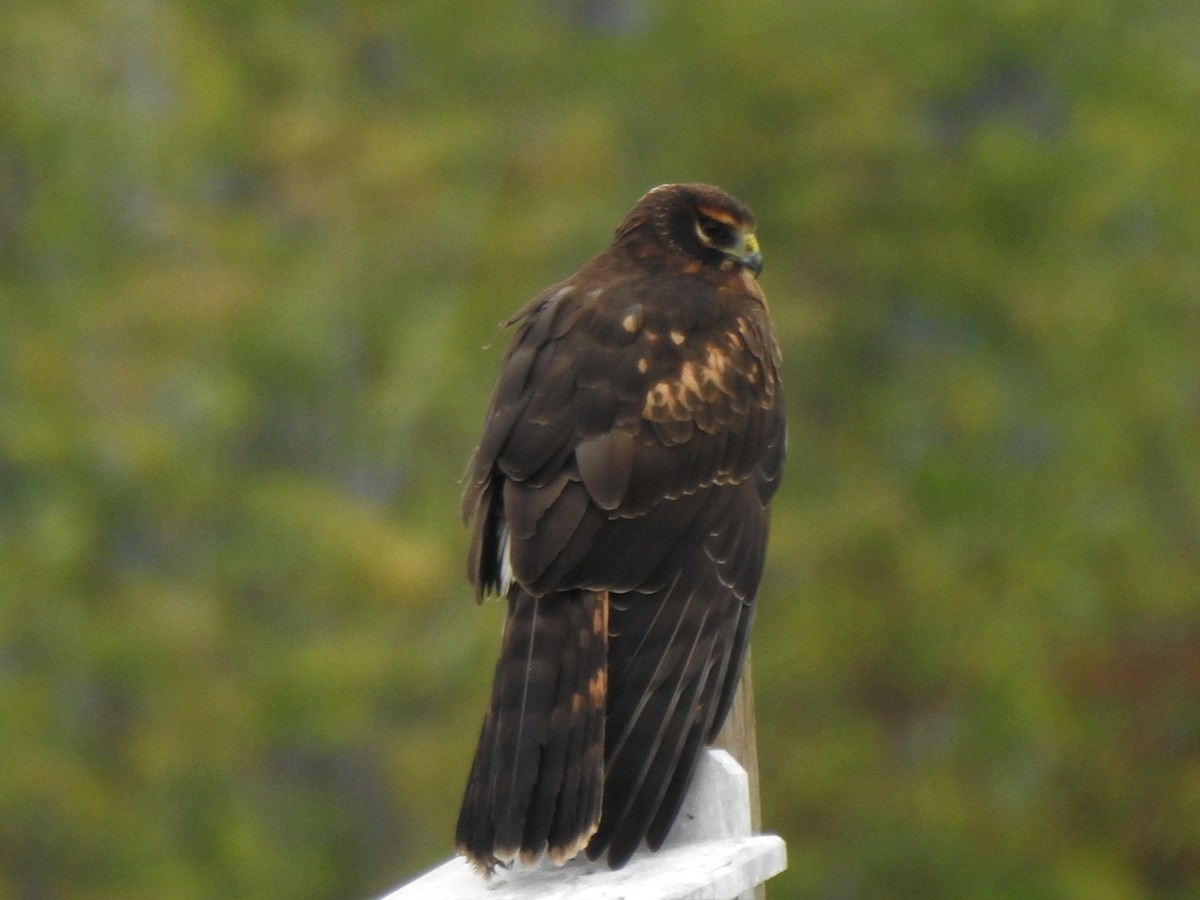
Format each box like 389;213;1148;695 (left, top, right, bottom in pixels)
1;1;1198;898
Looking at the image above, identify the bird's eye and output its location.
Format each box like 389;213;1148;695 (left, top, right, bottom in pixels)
695;215;733;247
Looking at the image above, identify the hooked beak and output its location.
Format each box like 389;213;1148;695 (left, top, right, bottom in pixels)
733;231;763;276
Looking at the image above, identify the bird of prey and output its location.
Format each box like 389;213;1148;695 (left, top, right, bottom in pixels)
456;183;785;874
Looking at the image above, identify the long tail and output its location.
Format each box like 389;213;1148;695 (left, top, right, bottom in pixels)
456;588;608;874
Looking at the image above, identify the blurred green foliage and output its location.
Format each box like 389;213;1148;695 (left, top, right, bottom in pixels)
1;1;1198;897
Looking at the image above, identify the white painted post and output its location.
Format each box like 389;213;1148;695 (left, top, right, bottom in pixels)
378;748;786;900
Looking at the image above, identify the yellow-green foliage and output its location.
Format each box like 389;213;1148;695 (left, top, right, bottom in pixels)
1;2;1197;897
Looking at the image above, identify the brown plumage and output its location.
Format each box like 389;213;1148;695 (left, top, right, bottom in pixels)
456;183;785;874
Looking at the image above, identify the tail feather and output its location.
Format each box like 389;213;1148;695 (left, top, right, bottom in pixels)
456;589;607;874
585;560;745;868
548;594;607;861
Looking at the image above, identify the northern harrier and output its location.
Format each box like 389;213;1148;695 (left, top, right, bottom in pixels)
456;183;785;873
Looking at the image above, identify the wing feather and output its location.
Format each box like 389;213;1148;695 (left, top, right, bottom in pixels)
575;431;635;511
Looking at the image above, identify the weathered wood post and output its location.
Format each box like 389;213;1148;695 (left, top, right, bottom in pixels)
714;652;762;832
713;654;767;900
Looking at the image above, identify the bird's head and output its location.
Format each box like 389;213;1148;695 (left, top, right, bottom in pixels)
616;183;763;278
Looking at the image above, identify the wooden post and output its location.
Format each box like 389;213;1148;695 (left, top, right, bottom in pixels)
714;650;761;832
713;653;766;900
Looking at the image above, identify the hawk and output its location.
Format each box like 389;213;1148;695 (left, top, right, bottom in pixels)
456;183;785;874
